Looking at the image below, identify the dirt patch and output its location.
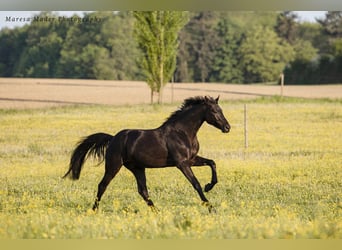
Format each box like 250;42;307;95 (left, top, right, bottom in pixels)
0;78;341;109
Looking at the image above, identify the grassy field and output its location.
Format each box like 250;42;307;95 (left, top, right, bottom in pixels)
0;97;341;238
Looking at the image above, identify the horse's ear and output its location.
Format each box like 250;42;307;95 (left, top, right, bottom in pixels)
215;95;220;103
204;95;210;102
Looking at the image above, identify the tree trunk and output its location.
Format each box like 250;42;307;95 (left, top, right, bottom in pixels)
150;89;154;104
158;25;164;104
158;87;163;104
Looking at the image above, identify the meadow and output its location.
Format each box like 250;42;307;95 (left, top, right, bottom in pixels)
0;97;341;239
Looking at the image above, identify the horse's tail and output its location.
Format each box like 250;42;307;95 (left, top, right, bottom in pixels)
63;132;113;180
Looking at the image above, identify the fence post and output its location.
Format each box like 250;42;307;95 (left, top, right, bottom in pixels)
280;73;284;97
244;104;248;149
171;76;174;104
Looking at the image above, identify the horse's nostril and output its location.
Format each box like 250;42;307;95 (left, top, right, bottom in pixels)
226;125;230;131
222;124;230;133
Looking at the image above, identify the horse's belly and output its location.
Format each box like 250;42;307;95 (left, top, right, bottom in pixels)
134;147;170;168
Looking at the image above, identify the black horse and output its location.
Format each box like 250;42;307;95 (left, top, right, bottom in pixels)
63;96;230;212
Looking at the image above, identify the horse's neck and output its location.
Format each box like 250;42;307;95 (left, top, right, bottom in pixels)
173;106;205;138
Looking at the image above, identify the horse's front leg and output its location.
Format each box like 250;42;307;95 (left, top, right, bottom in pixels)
192;156;217;192
177;161;215;213
177;160;208;202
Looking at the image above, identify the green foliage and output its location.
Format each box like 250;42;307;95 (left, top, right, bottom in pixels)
2;12;65;78
0;99;341;238
275;11;299;44
296;22;329;54
285;52;342;84
283;11;342;84
0;11;141;80
239;26;295;83
1;11;342;84
176;11;297;84
209;17;243;83
332;38;342;57
0;28;27;76
16;31;63;77
133;11;188;103
57;12;141;80
104;12;142;80
292;39;318;62
176;12;220;83
220;11;278;30
317;11;342;39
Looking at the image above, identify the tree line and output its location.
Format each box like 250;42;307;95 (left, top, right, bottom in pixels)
0;11;341;84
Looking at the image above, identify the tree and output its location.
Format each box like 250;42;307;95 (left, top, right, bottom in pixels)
0;27;27;76
176;11;219;82
317;11;342;56
332;38;342;57
101;11;142;80
14;12;65;77
56;12;110;78
284;11;342;84
209;16;243;83
134;11;188;104
175;11;280;83
275;11;299;44
296;22;328;54
16;31;63;77
317;11;342;39
239;26;295;83
292;39;318;62
220;11;277;30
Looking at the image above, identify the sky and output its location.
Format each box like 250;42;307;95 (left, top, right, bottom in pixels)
0;11;327;30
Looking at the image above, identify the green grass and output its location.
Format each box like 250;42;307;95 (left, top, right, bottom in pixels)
0;97;341;238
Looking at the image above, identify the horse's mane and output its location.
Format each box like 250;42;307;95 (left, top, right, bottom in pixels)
162;96;215;125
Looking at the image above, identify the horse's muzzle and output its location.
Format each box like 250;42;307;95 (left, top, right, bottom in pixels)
222;124;230;133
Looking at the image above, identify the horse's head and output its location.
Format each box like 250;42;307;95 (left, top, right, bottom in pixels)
204;96;230;133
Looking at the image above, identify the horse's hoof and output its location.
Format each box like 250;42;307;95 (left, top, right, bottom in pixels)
204;183;213;192
149;205;159;213
208;205;217;213
202;201;216;213
92;199;99;211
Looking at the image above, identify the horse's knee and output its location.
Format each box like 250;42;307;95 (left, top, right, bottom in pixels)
208;159;216;168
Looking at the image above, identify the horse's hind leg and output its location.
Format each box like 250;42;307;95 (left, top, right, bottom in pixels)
93;155;122;211
127;167;158;212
